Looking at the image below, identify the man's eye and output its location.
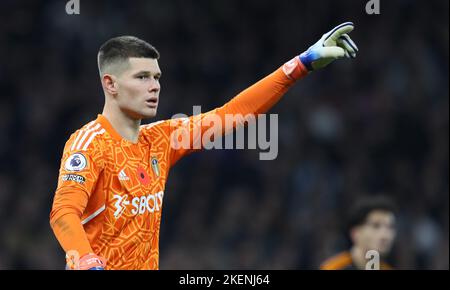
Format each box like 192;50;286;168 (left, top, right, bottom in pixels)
138;76;149;80
372;222;382;229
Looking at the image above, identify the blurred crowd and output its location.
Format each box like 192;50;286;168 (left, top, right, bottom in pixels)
0;0;448;269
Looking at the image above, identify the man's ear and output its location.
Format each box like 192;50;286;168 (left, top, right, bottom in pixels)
102;74;118;95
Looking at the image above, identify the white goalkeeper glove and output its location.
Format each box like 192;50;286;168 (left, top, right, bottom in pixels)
299;22;358;71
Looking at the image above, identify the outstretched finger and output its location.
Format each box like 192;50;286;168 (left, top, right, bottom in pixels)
324;22;354;43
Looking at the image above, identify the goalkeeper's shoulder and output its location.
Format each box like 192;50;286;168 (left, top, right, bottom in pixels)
61;117;108;160
140;117;190;137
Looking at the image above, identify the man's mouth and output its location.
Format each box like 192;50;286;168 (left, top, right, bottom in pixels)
145;97;158;108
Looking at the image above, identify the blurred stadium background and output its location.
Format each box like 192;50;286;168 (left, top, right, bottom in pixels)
0;0;448;269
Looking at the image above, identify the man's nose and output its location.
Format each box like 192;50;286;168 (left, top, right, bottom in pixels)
148;80;160;92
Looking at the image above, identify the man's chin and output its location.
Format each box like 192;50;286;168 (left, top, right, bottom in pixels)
376;246;392;257
140;109;158;119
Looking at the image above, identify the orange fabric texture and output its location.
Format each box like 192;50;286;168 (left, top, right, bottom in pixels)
320;251;393;270
50;63;308;270
320;252;354;270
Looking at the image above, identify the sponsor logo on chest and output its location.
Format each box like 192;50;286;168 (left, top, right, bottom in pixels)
113;191;164;219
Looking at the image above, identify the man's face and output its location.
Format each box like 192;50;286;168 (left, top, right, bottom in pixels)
352;210;397;256
114;57;161;119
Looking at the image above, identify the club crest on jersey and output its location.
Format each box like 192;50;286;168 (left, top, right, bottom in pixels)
65;153;87;172
151;157;160;177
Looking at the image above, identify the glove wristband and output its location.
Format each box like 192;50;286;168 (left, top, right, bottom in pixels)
66;252;107;270
79;253;106;270
282;56;309;80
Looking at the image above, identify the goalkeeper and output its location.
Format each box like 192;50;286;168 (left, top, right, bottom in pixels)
50;22;358;270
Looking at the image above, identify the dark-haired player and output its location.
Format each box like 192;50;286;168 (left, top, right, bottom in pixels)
50;23;358;270
321;196;396;270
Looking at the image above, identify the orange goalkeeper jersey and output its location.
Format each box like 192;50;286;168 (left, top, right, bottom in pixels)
50;59;307;270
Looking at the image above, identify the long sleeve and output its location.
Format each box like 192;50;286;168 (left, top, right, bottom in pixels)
50;124;105;258
169;57;308;165
50;209;94;257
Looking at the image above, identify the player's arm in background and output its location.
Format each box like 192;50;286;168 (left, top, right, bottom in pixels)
49;126;106;270
168;22;358;165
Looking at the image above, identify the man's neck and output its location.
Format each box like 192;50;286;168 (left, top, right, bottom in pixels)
102;104;141;143
350;246;370;270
